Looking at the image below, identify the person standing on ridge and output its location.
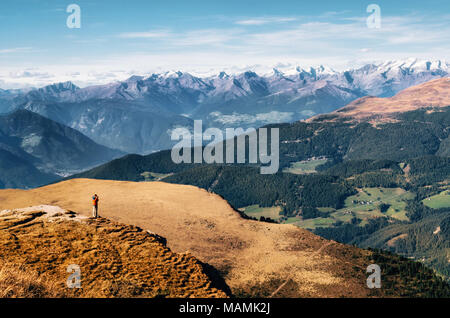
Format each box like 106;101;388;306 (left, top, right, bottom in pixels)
92;194;99;218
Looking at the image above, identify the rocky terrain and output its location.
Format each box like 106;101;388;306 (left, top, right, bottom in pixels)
0;205;229;298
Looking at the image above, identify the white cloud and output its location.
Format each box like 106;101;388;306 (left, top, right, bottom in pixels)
0;47;33;54
1;13;449;88
319;11;351;18
170;29;240;46
9;70;51;79
235;17;297;26
113;14;450;57
118;30;171;38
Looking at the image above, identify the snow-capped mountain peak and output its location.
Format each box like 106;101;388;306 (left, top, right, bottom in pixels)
218;71;229;79
40;81;79;94
3;58;449;154
10;59;449;103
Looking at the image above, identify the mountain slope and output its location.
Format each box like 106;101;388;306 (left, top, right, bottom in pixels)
0;205;229;297
7;59;449;153
0;148;57;189
0;179;448;297
17;98;193;154
73;98;450;183
313;77;450;122
0;109;123;188
356;213;450;278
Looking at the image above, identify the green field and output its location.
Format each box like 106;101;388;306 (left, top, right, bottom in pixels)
423;190;450;209
239;205;282;220
140;171;172;181
282;158;328;174
334;187;414;222
285;216;335;229
241;187;414;229
289;187;414;229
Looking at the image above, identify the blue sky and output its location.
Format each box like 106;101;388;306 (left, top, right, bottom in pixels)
0;0;449;88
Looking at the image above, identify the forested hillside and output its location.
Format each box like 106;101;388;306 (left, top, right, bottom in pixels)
70;101;450;281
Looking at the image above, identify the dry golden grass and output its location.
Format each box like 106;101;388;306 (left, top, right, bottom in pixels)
0;179;378;297
0;206;228;298
308;77;450;122
0;262;64;298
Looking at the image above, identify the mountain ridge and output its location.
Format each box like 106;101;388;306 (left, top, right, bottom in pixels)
310;78;450;122
2;59;448;153
0;109;123;188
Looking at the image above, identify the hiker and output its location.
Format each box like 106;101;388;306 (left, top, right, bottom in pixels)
92;194;99;218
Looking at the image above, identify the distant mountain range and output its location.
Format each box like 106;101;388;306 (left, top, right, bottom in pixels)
1;59;448;154
0;59;448;186
0;109;123;188
73;78;450;180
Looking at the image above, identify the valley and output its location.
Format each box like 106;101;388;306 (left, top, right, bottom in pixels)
258;187;415;229
70;78;450;283
1;59;448;155
1;179;448;297
0;109;123;188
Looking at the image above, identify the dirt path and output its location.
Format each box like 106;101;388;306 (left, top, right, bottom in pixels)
208;171;223;192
